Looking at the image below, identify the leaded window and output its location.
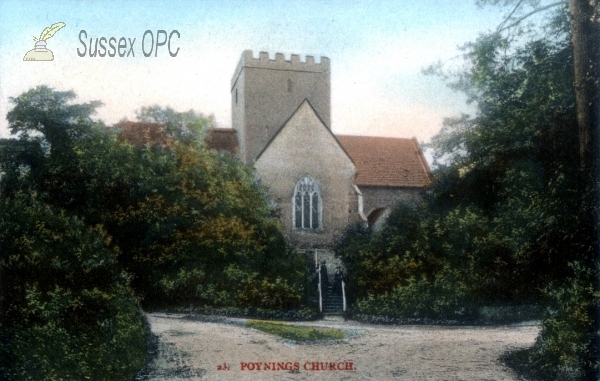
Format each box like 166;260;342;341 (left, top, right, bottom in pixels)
293;175;321;230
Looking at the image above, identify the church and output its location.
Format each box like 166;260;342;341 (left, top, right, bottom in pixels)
224;50;431;252
116;50;432;311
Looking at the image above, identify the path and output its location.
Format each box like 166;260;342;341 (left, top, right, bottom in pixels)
137;313;539;381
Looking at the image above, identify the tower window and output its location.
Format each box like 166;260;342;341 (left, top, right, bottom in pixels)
235;88;238;104
287;78;292;93
293;175;321;230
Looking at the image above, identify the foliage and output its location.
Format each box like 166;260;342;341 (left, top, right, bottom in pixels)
105;132;311;310
339;204;442;302
136;104;213;144
528;261;600;380
441;3;598;378
351;266;474;320
0;87;312;379
1;87;310;310
339;204;481;319
175;306;320;321
339;5;598;378
246;320;345;341
0;193;147;381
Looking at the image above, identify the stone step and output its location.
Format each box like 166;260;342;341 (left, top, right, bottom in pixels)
321;285;344;313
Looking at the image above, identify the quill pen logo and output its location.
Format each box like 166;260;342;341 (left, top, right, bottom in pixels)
23;22;66;61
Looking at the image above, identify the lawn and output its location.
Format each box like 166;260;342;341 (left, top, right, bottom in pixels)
246;320;345;342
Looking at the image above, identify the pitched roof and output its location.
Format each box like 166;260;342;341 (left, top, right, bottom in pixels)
112;122;431;188
112;121;238;153
205;128;239;153
113;121;170;147
335;135;431;187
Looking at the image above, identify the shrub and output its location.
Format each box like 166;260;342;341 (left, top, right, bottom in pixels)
0;194;147;381
527;261;599;381
351;266;475;321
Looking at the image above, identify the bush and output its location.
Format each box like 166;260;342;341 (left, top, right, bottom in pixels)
1;87;312;313
172;306;321;321
1;293;147;381
0;87;314;379
0;195;147;381
527;261;599;381
350;266;476;321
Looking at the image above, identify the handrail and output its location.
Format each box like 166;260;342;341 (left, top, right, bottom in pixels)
342;280;346;312
318;263;323;313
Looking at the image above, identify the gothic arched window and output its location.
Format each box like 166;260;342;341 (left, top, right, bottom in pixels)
293;175;321;230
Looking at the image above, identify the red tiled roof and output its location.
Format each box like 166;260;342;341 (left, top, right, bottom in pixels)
112;122;239;154
114;121;170;148
336;135;431;187
112;122;429;187
205;128;239;154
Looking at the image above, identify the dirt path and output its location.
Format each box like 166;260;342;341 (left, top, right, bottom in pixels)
138;313;539;381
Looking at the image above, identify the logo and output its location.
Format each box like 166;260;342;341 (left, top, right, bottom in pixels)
23;22;66;61
77;30;180;58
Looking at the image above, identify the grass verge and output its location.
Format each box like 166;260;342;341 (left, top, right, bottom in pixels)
246;320;345;342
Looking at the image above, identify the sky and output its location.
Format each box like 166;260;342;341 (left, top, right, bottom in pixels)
0;0;509;150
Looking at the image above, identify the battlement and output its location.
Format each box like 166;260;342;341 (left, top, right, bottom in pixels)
231;50;330;89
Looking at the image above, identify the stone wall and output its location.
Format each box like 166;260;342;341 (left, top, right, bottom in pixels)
360;186;423;216
254;102;355;249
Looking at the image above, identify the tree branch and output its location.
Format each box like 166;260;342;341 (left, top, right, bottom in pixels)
496;1;565;34
496;0;526;32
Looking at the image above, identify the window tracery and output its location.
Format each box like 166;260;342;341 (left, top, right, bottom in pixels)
293;175;321;230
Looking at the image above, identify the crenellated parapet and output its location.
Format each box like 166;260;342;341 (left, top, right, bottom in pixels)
231;49;331;164
231;50;330;89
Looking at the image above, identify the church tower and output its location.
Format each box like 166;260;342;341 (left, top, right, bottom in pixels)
231;50;331;164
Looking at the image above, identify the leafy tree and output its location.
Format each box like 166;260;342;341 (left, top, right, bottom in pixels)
0;87;147;380
339;3;598;376
136;105;214;143
0;86;313;379
441;2;598;377
103;105;312;309
2;88;310;310
427;1;590;295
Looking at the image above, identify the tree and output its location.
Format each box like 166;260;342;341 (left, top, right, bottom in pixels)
136;105;214;144
433;1;600;378
1;86;314;379
0;87;147;381
2;87;311;311
568;0;599;170
339;2;598;376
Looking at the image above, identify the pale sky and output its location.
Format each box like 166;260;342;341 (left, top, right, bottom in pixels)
0;0;509;147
